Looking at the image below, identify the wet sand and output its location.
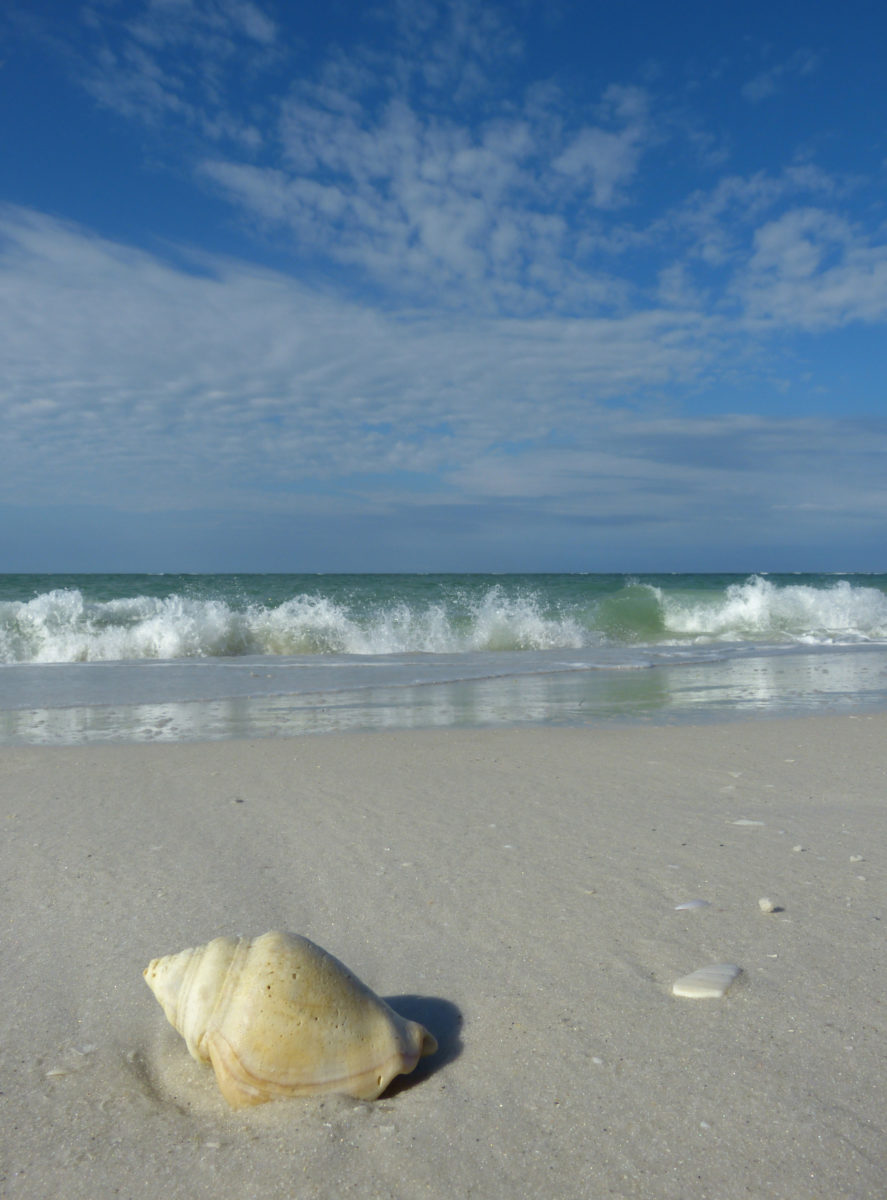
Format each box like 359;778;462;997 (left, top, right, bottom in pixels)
1;715;885;1198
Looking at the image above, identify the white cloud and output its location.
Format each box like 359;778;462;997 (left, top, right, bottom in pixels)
2;204;886;571
76;0;278;146
202;74;659;312
735;208;887;328
552;85;650;208
62;2;665;313
2;205;885;547
620;164;887;334
45;0;884;345
4;1;887;568
667;165;837;268
0;206;718;512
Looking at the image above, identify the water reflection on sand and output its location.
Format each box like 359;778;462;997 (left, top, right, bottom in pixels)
2;645;886;745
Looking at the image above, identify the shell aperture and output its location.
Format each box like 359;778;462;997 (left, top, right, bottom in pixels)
144;931;438;1108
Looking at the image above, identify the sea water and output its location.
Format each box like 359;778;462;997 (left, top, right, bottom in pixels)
1;573;886;744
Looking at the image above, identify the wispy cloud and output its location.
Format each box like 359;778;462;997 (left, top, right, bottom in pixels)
0;206;714;508
742;48;820;103
372;0;525;100
77;0;281;147
446;415;887;536
2;205;884;550
57;0;662;314
201;77;657;313
41;0;884;338
552;85;651;208
3;1;887;566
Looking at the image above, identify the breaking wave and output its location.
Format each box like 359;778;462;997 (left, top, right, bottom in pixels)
0;584;585;663
1;575;886;664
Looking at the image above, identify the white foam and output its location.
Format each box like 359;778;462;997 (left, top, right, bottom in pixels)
2;576;886;665
661;576;887;644
0;585;589;664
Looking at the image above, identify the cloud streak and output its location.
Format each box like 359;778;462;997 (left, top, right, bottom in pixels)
3;0;887;568
741;48;820;103
0;206;714;505
1;206;884;561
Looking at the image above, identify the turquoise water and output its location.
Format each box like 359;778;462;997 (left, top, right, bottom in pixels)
2;573;886;743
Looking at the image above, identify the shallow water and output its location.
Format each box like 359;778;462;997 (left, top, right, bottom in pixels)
2;573;886;744
2;644;886;745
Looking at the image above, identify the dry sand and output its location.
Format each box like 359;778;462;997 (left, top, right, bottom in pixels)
1;714;885;1199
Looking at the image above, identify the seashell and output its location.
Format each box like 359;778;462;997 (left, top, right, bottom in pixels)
144;931;438;1108
672;963;742;999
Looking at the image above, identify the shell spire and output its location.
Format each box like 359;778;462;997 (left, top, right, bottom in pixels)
144;932;438;1108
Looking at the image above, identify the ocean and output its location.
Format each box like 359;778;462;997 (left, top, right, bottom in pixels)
2;572;886;745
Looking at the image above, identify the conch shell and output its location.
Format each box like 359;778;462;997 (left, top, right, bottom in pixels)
144;931;438;1108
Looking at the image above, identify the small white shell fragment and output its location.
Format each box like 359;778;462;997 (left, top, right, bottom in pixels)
675;899;711;911
672;963;742;999
849;855;864;863
758;897;776;913
732;819;765;826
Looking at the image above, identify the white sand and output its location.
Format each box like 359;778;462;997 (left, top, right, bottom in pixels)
1;714;885;1198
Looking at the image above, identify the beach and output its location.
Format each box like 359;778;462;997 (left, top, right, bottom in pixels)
1;714;884;1198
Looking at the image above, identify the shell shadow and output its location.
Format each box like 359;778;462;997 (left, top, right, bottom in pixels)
383;994;463;1095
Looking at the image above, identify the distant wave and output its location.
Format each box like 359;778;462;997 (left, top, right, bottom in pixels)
1;576;886;664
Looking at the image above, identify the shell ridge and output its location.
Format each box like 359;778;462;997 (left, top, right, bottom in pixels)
206;1027;403;1104
203;936;252;1037
182;936;244;1062
179;947;206;1053
206;1029;267;1109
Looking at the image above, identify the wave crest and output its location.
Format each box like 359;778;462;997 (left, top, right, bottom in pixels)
661;576;887;643
2;576;886;665
0;584;587;663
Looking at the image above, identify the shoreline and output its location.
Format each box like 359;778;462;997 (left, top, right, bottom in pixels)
2;714;885;1198
3;641;887;747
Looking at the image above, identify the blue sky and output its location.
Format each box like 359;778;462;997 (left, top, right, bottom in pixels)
1;0;886;572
